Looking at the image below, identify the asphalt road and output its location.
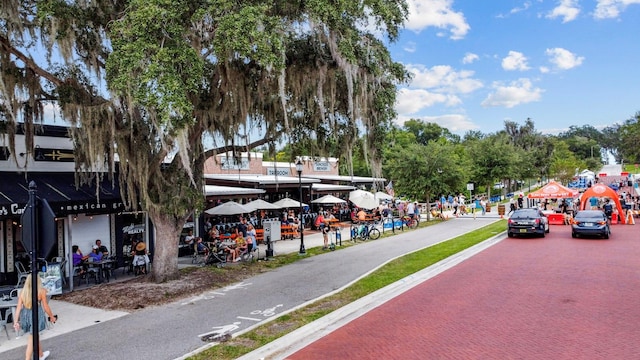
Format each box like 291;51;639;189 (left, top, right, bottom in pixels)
2;216;498;360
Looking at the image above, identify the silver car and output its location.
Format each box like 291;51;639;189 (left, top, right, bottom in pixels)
571;210;610;239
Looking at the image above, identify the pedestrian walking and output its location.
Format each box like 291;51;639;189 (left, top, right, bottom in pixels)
13;274;57;360
508;197;516;215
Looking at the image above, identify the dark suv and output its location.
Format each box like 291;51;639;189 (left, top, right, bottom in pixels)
507;208;549;238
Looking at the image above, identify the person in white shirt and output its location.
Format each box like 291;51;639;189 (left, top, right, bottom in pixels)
184;230;195;245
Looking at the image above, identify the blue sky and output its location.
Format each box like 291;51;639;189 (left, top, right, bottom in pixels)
388;0;640;135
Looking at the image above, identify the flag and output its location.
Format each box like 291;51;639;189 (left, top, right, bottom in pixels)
385;181;395;196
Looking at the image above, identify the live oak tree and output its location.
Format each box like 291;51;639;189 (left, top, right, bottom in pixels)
0;0;409;281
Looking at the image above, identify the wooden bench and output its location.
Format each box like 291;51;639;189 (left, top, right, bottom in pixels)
280;224;298;239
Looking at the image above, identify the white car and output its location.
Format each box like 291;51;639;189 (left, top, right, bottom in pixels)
493;182;505;189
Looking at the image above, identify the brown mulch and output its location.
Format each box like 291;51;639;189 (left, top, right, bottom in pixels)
56;263;268;311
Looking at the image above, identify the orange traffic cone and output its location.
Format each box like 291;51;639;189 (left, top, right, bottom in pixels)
627;211;635;225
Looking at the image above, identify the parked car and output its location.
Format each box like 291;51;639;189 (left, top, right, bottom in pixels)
493;182;505;189
507;208;549;238
571;210;610;239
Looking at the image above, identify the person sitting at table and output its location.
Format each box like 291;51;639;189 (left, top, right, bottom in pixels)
132;240;150;275
357;208;367;222
184;230;195;246
221;238;237;262
195;237;209;257
72;245;89;275
95;239;109;256
88;245;103;262
246;224;256;251
208;226;220;243
234;235;248;261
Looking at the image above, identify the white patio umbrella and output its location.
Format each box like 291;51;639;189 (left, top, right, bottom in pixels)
244;199;282;212
272;197;308;208
374;191;394;201
204;201;250;215
311;194;347;204
349;190;378;210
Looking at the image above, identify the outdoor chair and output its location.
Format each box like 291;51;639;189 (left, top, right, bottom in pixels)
15;261;29;288
0;309;11;340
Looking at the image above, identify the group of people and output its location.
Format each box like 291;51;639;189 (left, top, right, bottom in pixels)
194;216;257;263
72;239;110;276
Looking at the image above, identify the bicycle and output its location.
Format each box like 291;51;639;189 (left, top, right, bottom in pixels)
351;221;381;241
401;215;418;229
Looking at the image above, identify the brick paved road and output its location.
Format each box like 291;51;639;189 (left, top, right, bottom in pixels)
288;224;640;360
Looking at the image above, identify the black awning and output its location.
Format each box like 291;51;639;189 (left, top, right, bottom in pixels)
0;172;125;220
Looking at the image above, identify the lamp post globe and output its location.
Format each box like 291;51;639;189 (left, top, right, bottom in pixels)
296;159;306;255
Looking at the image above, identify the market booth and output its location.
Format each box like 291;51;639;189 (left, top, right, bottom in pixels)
528;181;579;225
579;183;627;224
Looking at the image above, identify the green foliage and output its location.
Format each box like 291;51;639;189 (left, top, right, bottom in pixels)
615;112;640;164
106;0;204;127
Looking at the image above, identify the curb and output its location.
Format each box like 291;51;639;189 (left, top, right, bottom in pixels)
236;230;506;360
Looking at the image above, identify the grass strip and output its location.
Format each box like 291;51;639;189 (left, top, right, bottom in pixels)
190;220;506;359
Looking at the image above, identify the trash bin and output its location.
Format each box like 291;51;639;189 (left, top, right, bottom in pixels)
498;204;505;216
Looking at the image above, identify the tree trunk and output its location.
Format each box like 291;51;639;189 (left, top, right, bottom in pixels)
149;212;183;282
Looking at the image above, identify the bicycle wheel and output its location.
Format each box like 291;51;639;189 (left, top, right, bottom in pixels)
409;218;418;229
368;228;380;240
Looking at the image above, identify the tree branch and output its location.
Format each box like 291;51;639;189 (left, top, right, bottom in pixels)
0;35;64;87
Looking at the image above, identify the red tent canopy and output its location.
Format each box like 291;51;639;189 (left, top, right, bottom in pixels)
579;183;626;224
527;180;579;199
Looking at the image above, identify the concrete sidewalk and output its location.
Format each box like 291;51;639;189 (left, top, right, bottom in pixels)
0;300;128;353
0;213;502;359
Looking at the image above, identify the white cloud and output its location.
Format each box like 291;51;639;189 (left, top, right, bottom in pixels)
496;1;532;18
546;47;584;70
406;64;484;94
502;51;531;71
481;78;544;108
404;0;470;40
403;42;417;53
594;0;640;19
395;113;479;131
539;66;550;73
462;52;479;64
546;0;581;22
395;88;457;114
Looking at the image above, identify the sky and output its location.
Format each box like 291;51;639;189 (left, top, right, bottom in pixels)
31;1;640;139
387;0;640;135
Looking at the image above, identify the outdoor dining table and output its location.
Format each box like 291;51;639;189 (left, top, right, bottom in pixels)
88;259;115;283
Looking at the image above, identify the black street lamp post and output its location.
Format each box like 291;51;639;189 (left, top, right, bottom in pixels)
296;159;306;255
